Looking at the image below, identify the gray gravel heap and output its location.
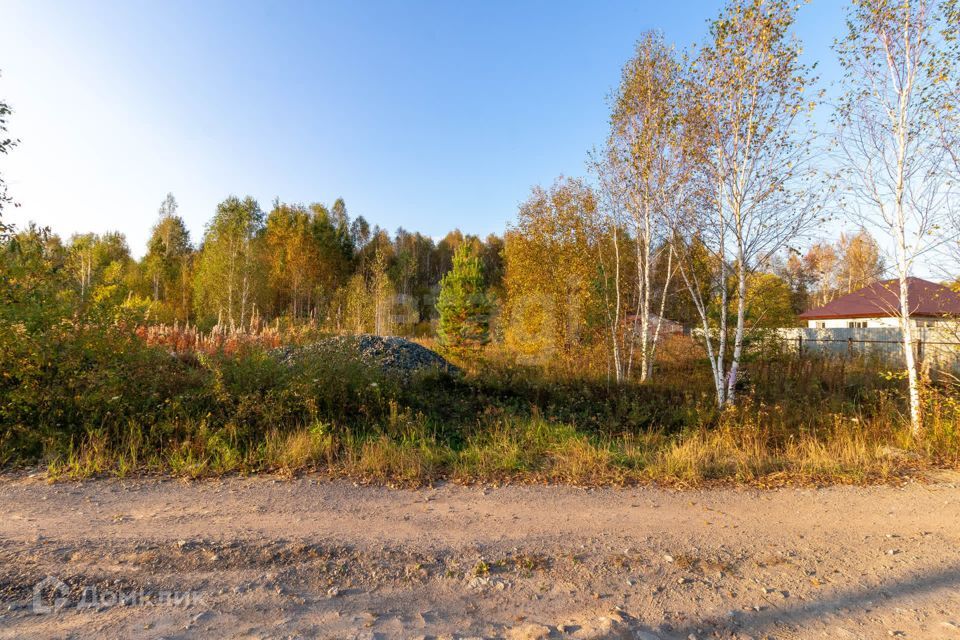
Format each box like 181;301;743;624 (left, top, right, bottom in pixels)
275;334;460;379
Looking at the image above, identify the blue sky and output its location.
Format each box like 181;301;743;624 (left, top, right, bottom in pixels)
1;0;846;256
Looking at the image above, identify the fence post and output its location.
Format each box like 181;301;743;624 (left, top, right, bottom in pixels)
797;334;803;356
917;337;924;364
847;336;853;356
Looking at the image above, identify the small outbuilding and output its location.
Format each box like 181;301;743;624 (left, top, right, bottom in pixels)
798;277;960;329
623;313;685;336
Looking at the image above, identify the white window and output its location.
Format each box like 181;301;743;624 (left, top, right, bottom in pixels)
815;321;826;329
847;321;867;328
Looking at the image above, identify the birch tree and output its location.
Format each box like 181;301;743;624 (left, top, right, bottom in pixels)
370;247;394;336
144;193;192;319
604;32;684;382
835;0;953;434
264;201;318;319
933;1;960;281
193;196;265;328
672;0;819;408
67;232;131;301
590;150;631;382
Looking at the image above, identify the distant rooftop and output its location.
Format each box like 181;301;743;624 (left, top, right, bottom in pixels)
798;277;960;320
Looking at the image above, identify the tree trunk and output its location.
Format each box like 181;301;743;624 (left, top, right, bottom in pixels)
598;221;623;382
898;274;922;435
647;245;674;378
715;181;729;407
678;258;725;408
227;235;236;328
892;64;923;436
611;225;623;381
639;206;652;382
726;253;747;405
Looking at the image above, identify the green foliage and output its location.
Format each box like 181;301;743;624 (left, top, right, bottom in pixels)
1;225;72;329
66;231;133;304
143;194;192;321
12;330;954;485
6;213;953;484
6;4;960;485
0;319;196;463
192;196;265;327
436;244;491;351
264;202;318;318
744;272;795;329
263;200;354;321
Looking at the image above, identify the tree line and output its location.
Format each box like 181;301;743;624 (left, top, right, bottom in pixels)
2;194;505;337
1;184;884;343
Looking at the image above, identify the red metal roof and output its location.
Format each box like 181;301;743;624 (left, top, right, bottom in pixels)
798;278;960;320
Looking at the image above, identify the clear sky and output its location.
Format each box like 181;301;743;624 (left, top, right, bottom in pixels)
1;0;846;257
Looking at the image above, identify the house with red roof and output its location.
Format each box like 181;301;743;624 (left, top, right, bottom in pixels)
798;278;960;329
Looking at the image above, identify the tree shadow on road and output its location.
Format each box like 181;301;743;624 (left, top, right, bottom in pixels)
642;563;960;639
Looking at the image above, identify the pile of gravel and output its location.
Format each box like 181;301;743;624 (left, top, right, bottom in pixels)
274;335;460;379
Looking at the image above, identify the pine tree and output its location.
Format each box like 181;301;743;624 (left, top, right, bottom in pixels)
436;244;491;351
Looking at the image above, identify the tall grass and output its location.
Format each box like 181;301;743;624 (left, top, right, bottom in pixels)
43;388;958;487
5;321;958;486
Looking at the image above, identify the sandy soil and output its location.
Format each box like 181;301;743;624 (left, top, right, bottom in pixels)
1;473;959;639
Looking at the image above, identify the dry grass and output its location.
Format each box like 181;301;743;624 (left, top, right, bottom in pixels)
138;320;283;356
339;434;451;485
46;398;954;486
39;338;960;487
260;425;336;473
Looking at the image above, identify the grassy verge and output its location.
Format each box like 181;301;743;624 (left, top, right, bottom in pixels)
43;398;955;486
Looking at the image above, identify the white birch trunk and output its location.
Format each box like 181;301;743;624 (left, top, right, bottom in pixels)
678;259;726;408
639;204;652;382
893;55;923;435
726;250;747;404
896;262;922;434
647;245;674;376
612;225;623;381
227;234;236;329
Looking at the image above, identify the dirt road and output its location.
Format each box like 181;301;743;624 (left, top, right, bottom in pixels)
1;474;959;639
